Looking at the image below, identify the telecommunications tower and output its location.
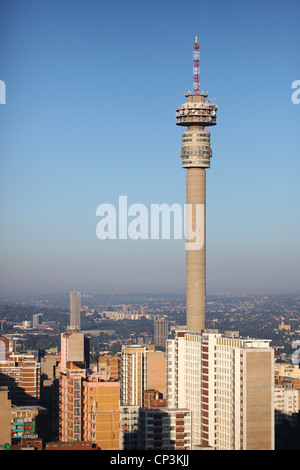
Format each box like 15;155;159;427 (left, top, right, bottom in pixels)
176;37;217;333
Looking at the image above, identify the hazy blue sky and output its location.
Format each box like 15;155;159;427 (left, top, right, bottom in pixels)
0;0;299;296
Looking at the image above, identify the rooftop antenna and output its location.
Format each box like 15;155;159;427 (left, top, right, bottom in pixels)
193;36;200;95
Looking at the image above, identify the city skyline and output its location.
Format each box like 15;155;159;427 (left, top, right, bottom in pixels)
0;0;299;297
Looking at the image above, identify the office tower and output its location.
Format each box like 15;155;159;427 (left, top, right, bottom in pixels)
138;408;192;450
167;329;274;450
0;387;11;447
176;37;217;333
121;345;166;407
154;318;169;349
70;289;81;330
0;353;41;406
60;329;90;374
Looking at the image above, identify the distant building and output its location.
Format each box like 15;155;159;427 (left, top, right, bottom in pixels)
32;313;43;329
279;321;291;331
140;306;146;315
137;333;153;345
154;318;169;349
70;289;81;330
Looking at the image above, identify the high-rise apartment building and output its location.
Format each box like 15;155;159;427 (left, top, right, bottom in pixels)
59;361;121;449
59;361;86;442
167;329;274;450
121;345;166;407
0;353;41;406
70;289;81;330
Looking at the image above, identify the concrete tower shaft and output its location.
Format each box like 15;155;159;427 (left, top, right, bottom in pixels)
186;167;206;333
176;40;217;334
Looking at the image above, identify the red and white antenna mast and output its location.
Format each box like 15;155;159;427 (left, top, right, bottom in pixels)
193;36;200;95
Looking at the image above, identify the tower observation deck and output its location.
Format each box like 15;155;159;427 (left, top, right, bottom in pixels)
176;37;217;333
